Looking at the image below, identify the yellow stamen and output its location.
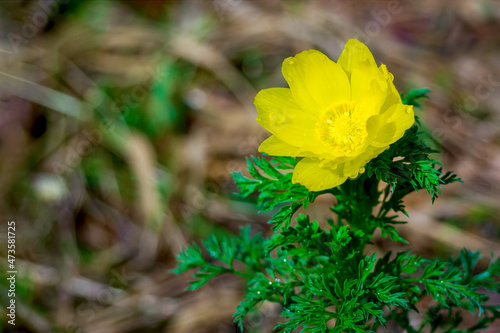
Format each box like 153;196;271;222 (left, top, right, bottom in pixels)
316;102;367;154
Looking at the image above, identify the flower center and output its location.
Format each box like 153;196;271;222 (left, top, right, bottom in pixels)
316;102;367;154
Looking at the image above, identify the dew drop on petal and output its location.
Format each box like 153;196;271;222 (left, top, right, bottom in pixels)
405;106;412;114
270;112;285;126
256;116;262;123
359;167;365;173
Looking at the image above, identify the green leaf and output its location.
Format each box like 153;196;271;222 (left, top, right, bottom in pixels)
232;156;316;230
402;88;430;109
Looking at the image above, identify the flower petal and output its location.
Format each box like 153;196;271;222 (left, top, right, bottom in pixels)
254;40;414;192
342;146;388;176
255;87;318;147
258;135;337;159
368;104;415;147
378;64;402;112
281;50;350;115
298;141;344;159
258;135;302;156
292;157;348;191
337;39;377;80
351;64;387;119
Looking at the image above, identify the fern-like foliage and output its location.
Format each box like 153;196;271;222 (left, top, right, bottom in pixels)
173;89;498;332
174;220;500;332
232;156;317;230
173;226;266;289
402;88;430;111
366;125;462;205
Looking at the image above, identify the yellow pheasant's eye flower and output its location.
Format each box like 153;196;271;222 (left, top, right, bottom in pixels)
255;39;415;191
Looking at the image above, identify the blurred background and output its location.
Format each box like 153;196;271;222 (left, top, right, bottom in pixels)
0;0;499;332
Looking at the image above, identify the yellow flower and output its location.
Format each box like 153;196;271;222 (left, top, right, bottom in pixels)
255;39;415;191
